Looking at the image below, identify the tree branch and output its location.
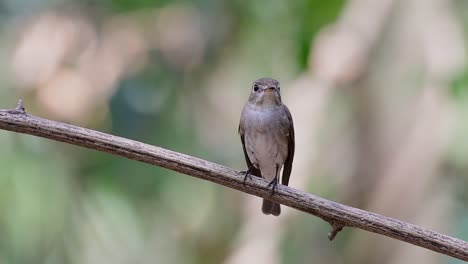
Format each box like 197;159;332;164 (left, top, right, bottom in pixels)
0;101;466;261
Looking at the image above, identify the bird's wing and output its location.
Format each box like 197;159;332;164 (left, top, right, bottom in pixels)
281;106;295;186
239;125;262;177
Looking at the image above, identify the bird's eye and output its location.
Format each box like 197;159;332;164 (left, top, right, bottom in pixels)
277;86;280;91
253;84;259;92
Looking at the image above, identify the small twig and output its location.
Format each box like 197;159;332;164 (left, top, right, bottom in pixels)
7;99;25;114
0;100;467;261
328;222;345;241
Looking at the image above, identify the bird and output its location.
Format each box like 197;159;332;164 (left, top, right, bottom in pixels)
239;78;295;216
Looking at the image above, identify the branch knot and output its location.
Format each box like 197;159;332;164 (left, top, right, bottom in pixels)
7;100;26;115
327;220;345;241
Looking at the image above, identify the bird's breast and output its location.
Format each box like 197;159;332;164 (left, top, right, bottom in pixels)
241;104;290;171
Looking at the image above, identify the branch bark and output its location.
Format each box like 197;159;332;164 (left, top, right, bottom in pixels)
0;101;467;261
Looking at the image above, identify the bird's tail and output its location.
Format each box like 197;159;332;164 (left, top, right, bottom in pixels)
262;199;281;216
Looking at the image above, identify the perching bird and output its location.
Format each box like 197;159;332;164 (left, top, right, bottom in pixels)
239;78;295;216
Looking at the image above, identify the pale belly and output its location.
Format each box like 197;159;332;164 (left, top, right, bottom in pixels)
243;114;289;181
240;101;292;181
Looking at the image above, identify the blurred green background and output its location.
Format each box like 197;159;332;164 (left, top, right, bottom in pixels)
0;0;467;263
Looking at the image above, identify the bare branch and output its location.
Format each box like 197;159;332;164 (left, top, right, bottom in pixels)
0;101;466;261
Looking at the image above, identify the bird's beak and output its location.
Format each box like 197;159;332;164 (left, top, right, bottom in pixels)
264;87;276;93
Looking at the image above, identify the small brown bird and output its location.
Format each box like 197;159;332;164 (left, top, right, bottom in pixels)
239;78;295;216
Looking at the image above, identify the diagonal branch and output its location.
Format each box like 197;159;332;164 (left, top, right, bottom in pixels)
0;101;467;261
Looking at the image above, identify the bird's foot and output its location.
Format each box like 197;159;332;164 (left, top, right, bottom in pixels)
240;168;253;185
267;178;278;197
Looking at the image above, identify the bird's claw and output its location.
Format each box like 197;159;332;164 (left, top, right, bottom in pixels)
241;169;253;185
267;178;278;197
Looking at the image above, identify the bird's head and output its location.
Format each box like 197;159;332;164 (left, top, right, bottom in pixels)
248;78;282;106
